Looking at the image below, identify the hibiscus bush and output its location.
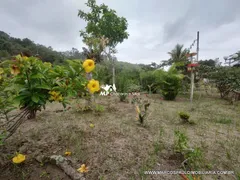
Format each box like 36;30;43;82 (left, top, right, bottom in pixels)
0;55;100;140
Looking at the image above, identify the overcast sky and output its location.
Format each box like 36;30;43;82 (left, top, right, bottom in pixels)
1;0;240;64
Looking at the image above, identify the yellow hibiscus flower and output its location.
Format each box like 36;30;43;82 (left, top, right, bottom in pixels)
77;164;89;173
82;59;95;73
12;153;26;164
87;79;100;94
10;65;20;75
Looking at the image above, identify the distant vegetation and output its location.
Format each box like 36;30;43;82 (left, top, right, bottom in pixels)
1;30;239;102
0;31;85;64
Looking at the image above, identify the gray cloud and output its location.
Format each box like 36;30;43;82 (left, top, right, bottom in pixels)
0;0;240;64
163;0;240;43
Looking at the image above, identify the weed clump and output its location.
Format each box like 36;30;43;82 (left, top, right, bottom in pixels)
178;112;190;123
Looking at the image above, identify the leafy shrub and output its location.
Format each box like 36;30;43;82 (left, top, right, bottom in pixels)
140;71;157;93
161;75;181;100
0;68;16;121
0;56;99;140
209;67;240;98
154;64;183;100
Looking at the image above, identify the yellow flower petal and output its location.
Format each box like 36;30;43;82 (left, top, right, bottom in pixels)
87;79;100;94
83;59;95;73
12;153;26;164
65;151;71;156
77;164;89;173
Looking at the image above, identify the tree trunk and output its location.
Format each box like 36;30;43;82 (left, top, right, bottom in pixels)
112;63;115;85
86;72;94;108
28;109;37;119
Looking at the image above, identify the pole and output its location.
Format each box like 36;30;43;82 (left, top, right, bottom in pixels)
190;31;199;103
196;31;199;62
190;56;194;103
112;58;115;85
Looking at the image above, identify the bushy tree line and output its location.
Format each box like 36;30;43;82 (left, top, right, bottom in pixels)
0;31;85;64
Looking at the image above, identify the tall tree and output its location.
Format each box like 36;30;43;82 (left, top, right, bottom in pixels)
160;44;190;74
78;0;129;48
168;44;189;65
78;0;129;84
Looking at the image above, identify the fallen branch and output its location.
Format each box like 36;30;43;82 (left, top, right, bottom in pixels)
35;155;85;180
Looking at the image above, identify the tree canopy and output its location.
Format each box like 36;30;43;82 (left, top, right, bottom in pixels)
78;0;129;48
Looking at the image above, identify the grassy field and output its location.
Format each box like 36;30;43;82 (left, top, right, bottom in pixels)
0;93;239;180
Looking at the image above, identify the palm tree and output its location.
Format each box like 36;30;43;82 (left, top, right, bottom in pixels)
168;44;189;65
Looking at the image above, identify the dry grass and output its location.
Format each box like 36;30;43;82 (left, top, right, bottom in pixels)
1;94;239;180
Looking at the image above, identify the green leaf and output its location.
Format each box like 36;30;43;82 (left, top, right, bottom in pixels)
4;84;24;91
35;84;51;90
19;90;31;96
31;73;45;79
13;95;27;102
31;94;40;103
68;65;76;74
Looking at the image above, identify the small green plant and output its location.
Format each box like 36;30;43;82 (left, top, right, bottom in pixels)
185;147;203;170
40;171;50;178
135;99;150;124
179;112;190;122
119;93;128;102
94;104;105;112
76;104;93;112
174;130;204;170
216;118;232;124
174;130;189;153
